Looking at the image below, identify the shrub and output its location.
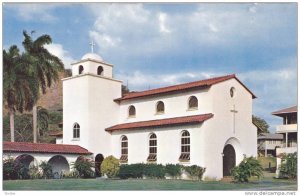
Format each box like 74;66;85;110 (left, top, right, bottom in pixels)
279;152;297;179
118;163;145;179
28;165;42;179
165;164;182;178
143;164;165;179
3;157;19;180
61;171;80;179
40;161;53;179
183;165;206;181
3;157;29;180
72;157;94;178
101;155;120;178
231;156;263;183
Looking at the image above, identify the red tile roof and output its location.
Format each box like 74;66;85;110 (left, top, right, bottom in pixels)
49;131;63;137
106;113;213;132
272;106;297;116
3;142;92;155
115;74;256;101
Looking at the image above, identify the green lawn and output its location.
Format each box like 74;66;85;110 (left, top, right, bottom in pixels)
3;177;297;191
258;156;277;170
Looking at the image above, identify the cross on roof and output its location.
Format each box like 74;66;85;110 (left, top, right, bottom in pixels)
89;41;96;53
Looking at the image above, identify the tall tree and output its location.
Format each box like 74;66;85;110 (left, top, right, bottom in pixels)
252;115;270;133
22;30;64;143
3;45;39;142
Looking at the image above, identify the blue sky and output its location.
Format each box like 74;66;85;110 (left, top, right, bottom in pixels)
3;3;297;131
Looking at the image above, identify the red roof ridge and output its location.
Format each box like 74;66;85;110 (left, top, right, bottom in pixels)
106;113;213;132
3;141;92;155
115;74;255;101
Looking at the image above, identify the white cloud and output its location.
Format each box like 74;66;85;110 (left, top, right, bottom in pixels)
5;4;60;22
45;43;75;69
115;70;223;91
158;13;171;34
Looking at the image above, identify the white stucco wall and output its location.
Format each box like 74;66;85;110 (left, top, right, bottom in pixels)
63;73;122;157
202;78;257;179
110;123;206;167
71;60;113;78
119;88;211;123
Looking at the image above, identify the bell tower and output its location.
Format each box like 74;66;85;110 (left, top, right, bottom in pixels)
62;48;122;157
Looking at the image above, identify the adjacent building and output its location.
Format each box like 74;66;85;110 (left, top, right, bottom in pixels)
272;106;298;177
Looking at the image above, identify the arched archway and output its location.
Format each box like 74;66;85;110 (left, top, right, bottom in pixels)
15;154;37;169
48;155;70;176
95;154;104;177
97;66;103;75
223;144;236;176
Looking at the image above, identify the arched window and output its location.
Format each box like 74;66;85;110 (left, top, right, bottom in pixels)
128;105;136;117
120;136;128;163
79;65;84;74
188;96;198;109
179;130;190;161
156;101;165;114
230;87;236;98
73;123;80;139
147;133;157;162
97;66;103;75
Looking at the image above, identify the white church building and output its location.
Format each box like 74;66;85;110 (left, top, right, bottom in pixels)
62;51;257;179
4;51;257;180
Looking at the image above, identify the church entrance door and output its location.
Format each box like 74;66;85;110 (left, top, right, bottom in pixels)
223;144;236;177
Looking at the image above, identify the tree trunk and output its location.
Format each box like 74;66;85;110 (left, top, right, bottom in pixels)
33;104;37;143
9;109;15;142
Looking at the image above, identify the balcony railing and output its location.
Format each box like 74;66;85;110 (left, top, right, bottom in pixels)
276;124;297;133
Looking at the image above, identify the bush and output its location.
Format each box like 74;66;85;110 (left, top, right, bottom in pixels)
40;161;53;179
28;165;42;179
183;165;206;181
61;171;80;179
279;152;297;179
165;164;182;178
143;164;165;179
118;163;145;179
231;156;263;183
72;157;94;178
3;157;29;180
101;155;120;178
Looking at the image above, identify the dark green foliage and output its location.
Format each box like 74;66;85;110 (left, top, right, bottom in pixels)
118;164;145;179
252;115;270;133
28;165;42;179
165;164;182;178
48;110;62;125
183;165;206;181
231;156;263;183
100;155;120;178
143;164;165;179
39;161;53;179
37;106;49;136
3;157;29;180
279;152;297;179
3;114;33;142
72;157;95;178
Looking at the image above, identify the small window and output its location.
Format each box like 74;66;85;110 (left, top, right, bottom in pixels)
79;65;84;74
73;123;80;139
156;101;165;114
230;87;235;98
128;105;136;117
97;66;103;75
188;96;198;109
179;130;190;161
120;136;128;163
147;133;157;162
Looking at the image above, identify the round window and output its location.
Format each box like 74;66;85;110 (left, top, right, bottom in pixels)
230;87;235;98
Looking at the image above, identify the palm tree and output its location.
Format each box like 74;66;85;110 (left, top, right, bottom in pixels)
3;45;39;142
22;30;64;143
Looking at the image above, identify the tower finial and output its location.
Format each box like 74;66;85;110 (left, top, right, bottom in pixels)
89;41;96;53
